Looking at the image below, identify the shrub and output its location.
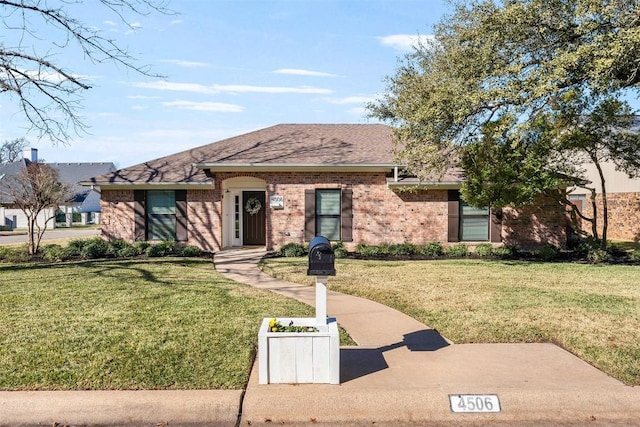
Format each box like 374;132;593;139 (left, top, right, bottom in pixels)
492;246;513;258
377;243;392;256
630;249;640;262
2;246;31;263
279;242;307;257
389;242;419;256
537;244;559;261
446;244;469;257
354;244;385;257
180;245;203;257
587;247;610;264
332;241;348;258
0;246;10;261
80;238;109;259
134;241;151;255
146;241;176;257
117;243;140;258
41;244;67;262
65;238;88;256
421;242;444;257
106;239;129;257
473;243;494;257
146;244;165;258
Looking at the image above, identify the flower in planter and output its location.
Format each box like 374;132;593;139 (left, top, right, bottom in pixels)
268;318;319;333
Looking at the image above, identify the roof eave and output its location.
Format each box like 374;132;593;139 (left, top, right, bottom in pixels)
387;179;463;190
194;163;401;173
79;181;214;190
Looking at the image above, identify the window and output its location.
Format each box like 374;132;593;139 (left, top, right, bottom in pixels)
305;188;353;242
316;189;341;241
147;190;176;240
460;201;489;241
234;195;241;239
134;190;187;242
448;190;497;243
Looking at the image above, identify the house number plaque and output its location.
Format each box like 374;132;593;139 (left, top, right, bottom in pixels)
449;394;501;413
270;195;284;209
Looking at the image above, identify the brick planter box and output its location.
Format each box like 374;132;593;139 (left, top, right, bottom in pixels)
258;317;340;384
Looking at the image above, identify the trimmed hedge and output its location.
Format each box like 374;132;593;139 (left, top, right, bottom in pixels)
0;238;209;264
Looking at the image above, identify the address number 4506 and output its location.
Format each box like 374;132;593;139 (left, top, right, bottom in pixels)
449;394;501;413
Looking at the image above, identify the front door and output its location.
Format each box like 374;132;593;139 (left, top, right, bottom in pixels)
242;191;266;245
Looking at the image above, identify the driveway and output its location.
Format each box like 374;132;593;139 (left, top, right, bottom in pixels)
0;228;100;246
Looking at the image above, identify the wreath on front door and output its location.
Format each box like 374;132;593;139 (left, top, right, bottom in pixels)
245;197;262;215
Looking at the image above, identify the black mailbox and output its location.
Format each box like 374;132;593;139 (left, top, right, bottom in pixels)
307;236;336;276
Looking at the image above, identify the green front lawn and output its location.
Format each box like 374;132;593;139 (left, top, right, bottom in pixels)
0;258;318;390
261;258;640;385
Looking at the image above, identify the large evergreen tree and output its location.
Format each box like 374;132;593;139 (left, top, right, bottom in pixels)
369;0;640;247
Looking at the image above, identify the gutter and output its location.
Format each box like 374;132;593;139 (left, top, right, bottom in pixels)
194;162;401;173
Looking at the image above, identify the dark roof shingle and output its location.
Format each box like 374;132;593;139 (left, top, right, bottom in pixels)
88;124;398;185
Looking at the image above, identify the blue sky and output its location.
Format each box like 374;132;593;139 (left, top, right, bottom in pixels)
0;0;451;169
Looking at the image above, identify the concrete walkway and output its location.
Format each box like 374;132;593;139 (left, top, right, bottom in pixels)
1;248;639;426
215;248;640;426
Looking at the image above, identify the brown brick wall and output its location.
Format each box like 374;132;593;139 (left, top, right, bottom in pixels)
212;172;450;250
100;174;568;251
101;188;220;250
100;190;136;242
185;189;219;251
242;172;451;250
582;192;640;242
501;194;567;249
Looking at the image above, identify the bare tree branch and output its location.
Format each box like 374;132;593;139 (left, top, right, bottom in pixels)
0;0;172;143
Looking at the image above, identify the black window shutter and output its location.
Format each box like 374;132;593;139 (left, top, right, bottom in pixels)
490;207;502;243
133;190;146;241
175;190;188;242
341;189;353;242
447;190;460;242
304;189;315;241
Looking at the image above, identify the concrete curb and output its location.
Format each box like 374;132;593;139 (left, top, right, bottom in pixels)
0;390;242;427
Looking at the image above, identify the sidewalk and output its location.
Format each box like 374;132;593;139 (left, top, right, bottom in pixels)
216;248;640;426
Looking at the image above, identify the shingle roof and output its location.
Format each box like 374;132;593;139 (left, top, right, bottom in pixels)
0;160;116;203
0;159;29;203
50;163;116;201
87;124;399;185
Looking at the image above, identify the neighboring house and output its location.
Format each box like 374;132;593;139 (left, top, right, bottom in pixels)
0;149;116;229
567;116;640;242
85;124;567;252
569;161;640;242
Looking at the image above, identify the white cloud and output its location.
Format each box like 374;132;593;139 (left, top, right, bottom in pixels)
133;81;333;95
273;69;339;78
324;96;374;105
170;19;183;25
162;100;243;112
378;34;435;52
160;59;210;68
103;20;117;26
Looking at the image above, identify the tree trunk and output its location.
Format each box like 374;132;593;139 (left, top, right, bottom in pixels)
595;161;608;249
589;187;599;243
27;215;36;255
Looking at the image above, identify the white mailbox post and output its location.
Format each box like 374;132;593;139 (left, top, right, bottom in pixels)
258;236;340;384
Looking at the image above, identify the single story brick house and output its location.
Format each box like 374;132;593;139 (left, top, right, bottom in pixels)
84;124;567;252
